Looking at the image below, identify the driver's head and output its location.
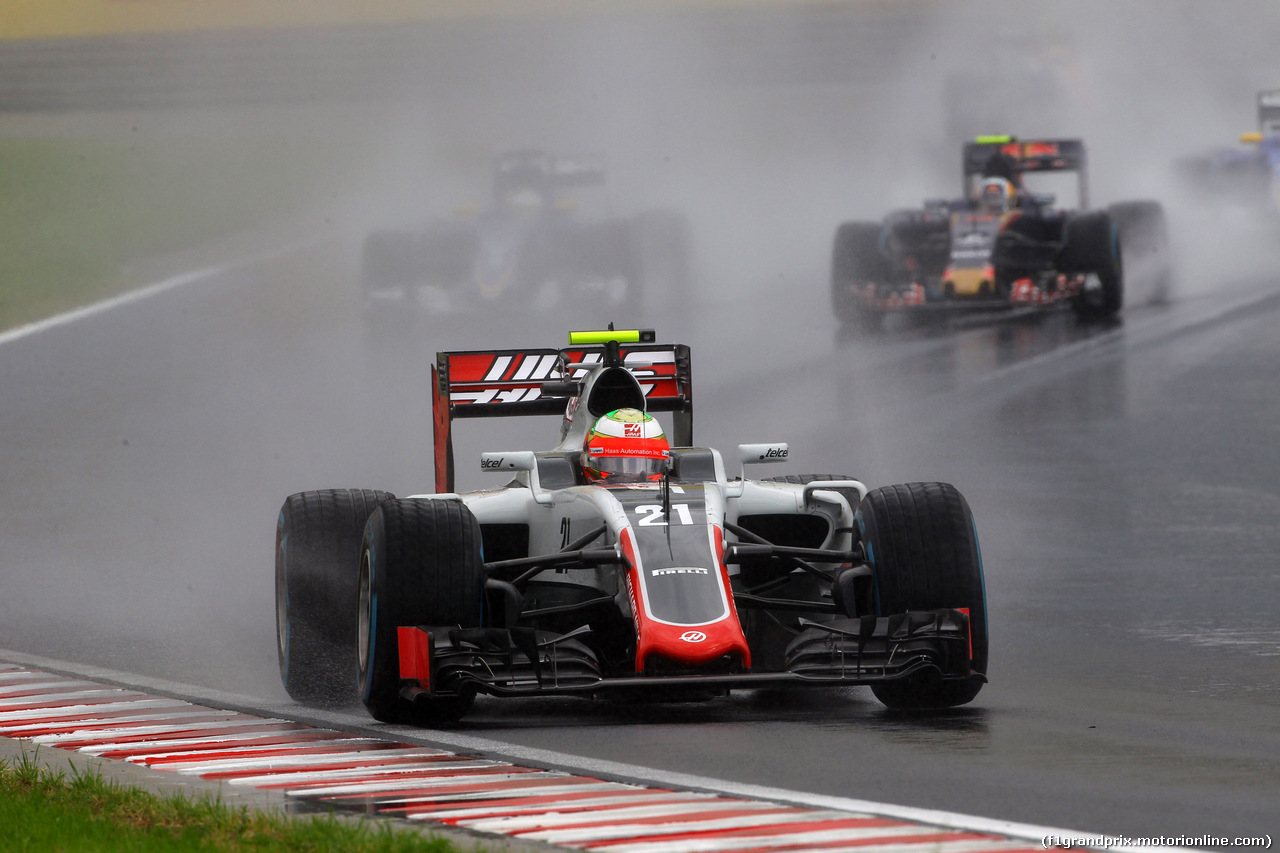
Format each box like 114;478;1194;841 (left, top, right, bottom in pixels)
583;408;670;484
977;177;1016;212
501;186;545;212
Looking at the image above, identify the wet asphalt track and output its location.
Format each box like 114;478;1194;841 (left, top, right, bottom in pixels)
2;232;1278;847
4;2;1280;848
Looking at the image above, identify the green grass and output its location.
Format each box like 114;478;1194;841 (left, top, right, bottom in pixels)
0;751;468;853
0;133;356;331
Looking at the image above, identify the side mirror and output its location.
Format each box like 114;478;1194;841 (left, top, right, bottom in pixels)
480;451;536;473
739;443;789;465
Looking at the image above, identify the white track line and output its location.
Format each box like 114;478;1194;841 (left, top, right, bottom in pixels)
0;238;313;347
0;266;223;347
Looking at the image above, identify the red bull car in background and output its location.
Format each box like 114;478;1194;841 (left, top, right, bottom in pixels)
831;136;1170;332
275;329;988;724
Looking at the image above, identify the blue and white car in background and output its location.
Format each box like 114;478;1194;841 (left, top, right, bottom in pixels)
1177;89;1280;220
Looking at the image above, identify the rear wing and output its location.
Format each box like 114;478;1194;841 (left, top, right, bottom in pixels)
431;340;693;492
548;155;608;188
963;137;1087;175
963;136;1089;207
493;150;607;194
1258;90;1280;136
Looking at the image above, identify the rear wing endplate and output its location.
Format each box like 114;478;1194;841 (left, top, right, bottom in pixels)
1258;90;1280;134
431;342;692;492
493;150;607;190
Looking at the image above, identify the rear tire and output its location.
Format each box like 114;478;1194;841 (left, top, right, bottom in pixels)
360;230;421;329
856;482;987;710
276;489;394;707
358;499;486;724
361;230;424;293
1109;200;1171;305
831;222;888;332
1060;211;1123;320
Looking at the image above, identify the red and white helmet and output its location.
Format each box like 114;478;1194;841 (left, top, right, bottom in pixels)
583;408;670;483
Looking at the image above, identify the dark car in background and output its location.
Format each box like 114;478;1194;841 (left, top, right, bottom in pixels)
831;136;1170;332
361;150;688;326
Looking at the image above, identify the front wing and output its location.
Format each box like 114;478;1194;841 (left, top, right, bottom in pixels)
846;277;1085;314
394;609;977;702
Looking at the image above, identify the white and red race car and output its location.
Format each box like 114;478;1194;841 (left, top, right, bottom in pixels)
275;329;988;723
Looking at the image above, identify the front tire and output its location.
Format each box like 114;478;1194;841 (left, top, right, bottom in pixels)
358;499;486;724
276;489;394;707
856;482;987;710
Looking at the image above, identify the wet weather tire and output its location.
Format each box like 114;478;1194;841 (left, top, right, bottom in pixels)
831;222;888;332
358;499;485;724
1109;200;1171;305
276;489;394;707
361;230;420;289
856;482;987;710
1061;211;1123;320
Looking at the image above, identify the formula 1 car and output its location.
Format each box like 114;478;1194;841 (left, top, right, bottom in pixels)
360;150;688;324
831;137;1170;331
1175;90;1280;218
275;329;988;724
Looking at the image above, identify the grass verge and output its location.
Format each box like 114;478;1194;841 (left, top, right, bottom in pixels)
0;132;357;332
0;750;467;853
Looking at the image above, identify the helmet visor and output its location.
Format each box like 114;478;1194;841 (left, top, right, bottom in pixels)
588;452;670;482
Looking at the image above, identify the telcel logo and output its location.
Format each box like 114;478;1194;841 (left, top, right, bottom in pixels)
679;631;707;643
481;456;505;469
760;447;787;460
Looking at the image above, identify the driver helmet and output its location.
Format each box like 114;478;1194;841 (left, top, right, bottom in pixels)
583;408;670;484
501;186;545;212
977;176;1016;212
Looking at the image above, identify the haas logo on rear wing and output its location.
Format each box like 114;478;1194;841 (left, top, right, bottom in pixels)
430;340;692;493
442;348;682;407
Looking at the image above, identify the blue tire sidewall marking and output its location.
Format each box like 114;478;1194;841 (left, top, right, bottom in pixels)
277;514;289;682
856;513;884;616
362;536;377;704
478;537;486;627
971;514;988;646
858;503;983;634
